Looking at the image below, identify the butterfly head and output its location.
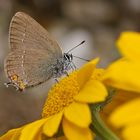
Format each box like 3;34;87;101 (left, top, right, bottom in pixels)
63;53;73;62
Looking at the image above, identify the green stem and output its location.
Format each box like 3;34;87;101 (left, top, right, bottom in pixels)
90;105;120;140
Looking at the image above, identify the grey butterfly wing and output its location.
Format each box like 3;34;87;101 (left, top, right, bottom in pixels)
5;12;62;88
9;12;62;54
5;48;55;87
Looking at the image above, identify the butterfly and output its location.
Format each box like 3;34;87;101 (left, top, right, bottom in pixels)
4;12;80;91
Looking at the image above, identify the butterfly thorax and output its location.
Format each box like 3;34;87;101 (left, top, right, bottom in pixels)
51;53;73;78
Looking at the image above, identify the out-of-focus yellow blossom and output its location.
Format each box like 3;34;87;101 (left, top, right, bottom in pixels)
101;91;140;140
101;31;140;140
109;97;140;140
0;58;108;140
102;32;140;93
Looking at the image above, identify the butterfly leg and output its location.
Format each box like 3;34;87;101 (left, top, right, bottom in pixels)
54;78;59;83
4;82;13;87
66;71;69;76
71;61;77;70
70;63;74;70
4;82;19;91
64;71;69;77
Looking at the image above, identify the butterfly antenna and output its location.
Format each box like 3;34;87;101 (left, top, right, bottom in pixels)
67;40;85;53
73;55;90;62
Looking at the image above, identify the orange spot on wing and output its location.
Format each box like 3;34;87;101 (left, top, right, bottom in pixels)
10;74;26;90
18;80;26;90
10;74;18;81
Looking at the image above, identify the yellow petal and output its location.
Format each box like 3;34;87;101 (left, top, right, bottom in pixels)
102;60;140;93
0;128;21;140
91;68;105;81
62;118;93;140
20;119;47;140
11;128;22;140
56;136;67;140
77;58;99;88
49;136;67;140
101;90;140;119
122;123;140;140
75;80;107;103
109;98;140;128
64;102;91;128
117;32;140;61
43;111;63;137
32;129;42;140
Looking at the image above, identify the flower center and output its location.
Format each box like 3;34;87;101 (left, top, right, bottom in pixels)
42;71;80;118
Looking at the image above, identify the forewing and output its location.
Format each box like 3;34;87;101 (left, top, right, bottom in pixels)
9;12;62;57
4;48;55;88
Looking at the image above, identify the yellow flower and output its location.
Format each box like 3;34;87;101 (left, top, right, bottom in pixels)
0;128;22;140
109;95;140;140
101;90;140;139
0;58;108;140
0;126;65;140
117;32;140;61
102;32;140;93
101;31;140;140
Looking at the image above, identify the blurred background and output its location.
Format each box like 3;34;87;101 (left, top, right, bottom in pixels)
0;0;140;135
